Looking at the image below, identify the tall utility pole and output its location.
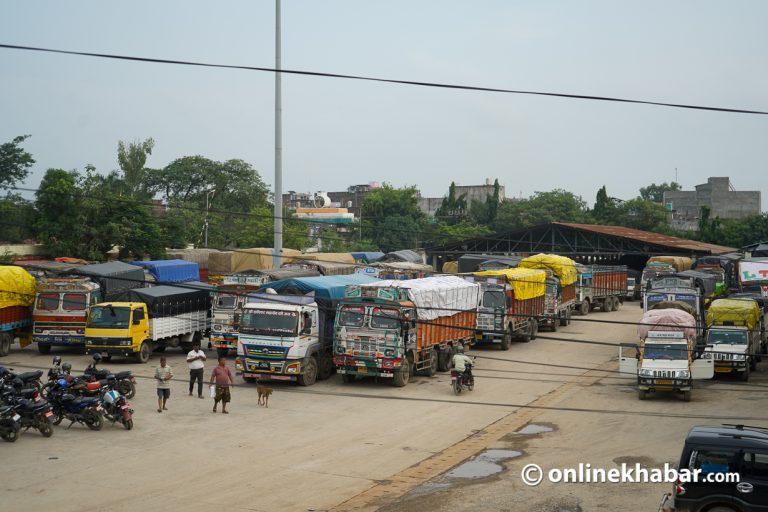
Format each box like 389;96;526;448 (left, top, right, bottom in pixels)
273;0;283;265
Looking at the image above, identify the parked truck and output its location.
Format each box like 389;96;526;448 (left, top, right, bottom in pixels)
619;309;713;401
574;264;627;315
84;285;210;363
212;269;320;358
0;266;36;357
33;261;145;354
235;274;379;386
333;275;480;387
704;298;764;381
738;257;768;296
519;254;577;330
469;268;546;349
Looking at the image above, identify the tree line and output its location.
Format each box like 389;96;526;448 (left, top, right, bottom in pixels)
1;135;765;259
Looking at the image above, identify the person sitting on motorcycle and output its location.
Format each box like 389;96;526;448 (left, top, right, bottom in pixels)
451;345;474;382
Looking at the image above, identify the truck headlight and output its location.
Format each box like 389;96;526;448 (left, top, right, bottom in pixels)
336;345;345;354
733;354;746;361
122;339;132;346
677;370;690;379
384;349;395;357
639;369;653;377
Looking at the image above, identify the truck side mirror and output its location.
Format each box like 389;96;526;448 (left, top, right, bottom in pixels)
132;319;141;325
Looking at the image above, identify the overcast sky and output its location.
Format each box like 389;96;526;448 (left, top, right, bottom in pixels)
2;1;766;209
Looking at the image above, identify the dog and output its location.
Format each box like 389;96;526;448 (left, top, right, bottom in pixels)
256;383;273;407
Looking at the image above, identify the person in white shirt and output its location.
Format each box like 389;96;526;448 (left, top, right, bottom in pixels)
186;341;207;399
452;345;474;380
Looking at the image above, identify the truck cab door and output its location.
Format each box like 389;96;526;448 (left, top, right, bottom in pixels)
691;354;714;379
619;343;639;375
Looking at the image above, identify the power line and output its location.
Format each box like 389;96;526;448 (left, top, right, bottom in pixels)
2;43;768;115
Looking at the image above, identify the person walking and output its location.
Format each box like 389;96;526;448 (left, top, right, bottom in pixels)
154;357;173;413
186;341;207;398
210;356;234;414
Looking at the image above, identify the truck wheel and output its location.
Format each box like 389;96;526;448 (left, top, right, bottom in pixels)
392;358;410;387
682;391;691;402
638;389;647;400
551;319;558;332
217;348;229;358
501;330;513;349
438;346;453;372
749;356;757;371
424;350;438;376
317;354;334;380
603;298;613;312
740;365;750;382
37;343;52;355
559;311;568;327
137;342;151;363
341;373;355;384
530;320;538;340
613;296;621;310
0;333;11;356
297;356;318;386
579;300;589;316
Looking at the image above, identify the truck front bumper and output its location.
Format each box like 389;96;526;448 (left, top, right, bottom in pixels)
33;335;85;346
239;357;302;381
638;377;692;392
474;333;501;345
714;361;747;373
85;338;134;356
334;355;396;377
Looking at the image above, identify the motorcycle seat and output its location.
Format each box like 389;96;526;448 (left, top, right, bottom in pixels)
17;370;43;381
113;371;131;379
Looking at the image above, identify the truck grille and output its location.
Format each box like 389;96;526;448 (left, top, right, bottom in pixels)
653;370;675;378
713;352;737;361
477;316;495;330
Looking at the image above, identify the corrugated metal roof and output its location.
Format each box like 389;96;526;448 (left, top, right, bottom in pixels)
556;223;736;255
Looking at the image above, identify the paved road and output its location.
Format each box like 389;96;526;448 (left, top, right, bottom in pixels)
1;304;763;511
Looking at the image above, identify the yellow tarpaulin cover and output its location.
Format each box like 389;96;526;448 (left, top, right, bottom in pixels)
647;256;693;272
519;254;578;286
706;298;760;329
231;248;302;272
291;253;356;264
0;266;35;308
441;261;458;274
474;268;546;300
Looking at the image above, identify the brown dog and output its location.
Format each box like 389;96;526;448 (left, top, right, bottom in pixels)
256;383;273;407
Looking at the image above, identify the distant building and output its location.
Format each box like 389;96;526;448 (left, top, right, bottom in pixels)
664;177;761;231
283;183;380;219
418;178;507;217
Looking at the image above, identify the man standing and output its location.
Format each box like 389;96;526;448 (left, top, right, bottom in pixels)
186;341;207;398
210;356;234;414
154;357;173;413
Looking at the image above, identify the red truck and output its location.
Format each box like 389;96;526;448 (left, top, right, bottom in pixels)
574;265;628;315
519;254;578;331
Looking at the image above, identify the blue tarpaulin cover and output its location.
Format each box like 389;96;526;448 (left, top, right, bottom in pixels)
131;259;200;283
257;274;379;301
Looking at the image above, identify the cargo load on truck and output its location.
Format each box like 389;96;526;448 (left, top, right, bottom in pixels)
0;266;35;356
130;259;201;283
85;285;210;363
282;260;358;276
76;261;145;301
692;254;742;290
230;247;302;273
334;275;480;387
646;256;693;272
355;261;434;280
519;254;577;330
471;268;547;348
620;308;712;401
457;254;522;273
704;298;764;381
235;274;380;386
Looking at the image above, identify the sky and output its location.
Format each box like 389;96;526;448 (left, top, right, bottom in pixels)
2;1;767;209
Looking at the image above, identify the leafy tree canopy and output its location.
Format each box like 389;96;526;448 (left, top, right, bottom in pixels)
0;135;35;190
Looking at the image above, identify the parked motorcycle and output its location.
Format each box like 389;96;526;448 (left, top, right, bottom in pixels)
47;379;104;431
0;404;21;442
451;365;475;395
1;381;54;437
83;354;136;399
101;376;134;430
0;366;44;392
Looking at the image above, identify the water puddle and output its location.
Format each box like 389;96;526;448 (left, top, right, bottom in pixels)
445;449;523;479
516;423;554;435
406;481;451;498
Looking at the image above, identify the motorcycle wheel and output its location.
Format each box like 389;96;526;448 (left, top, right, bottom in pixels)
122;418;133;431
119;380;136;399
84;409;103;431
468;378;475;391
453;379;462;395
38;415;53;438
52;411;64;426
0;428;18;443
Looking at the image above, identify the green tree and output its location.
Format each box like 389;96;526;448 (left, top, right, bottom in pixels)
639;181;681;203
361;185;426;253
613;198;670;231
0;194;37;243
430;220;493;246
434;181;467;225
0;135;35;190
593;185;616;222
118;137;155;197
493;189;590;231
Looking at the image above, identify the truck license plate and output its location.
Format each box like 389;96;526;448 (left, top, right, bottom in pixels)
714;367;732;373
656;380;673;385
357;367;368;373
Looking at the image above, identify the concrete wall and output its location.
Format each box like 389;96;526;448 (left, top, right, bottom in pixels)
664;176;761;230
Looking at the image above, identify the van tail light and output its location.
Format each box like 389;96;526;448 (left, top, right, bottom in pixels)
675;478;686;496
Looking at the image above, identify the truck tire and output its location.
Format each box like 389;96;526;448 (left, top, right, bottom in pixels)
136;341;151;363
438;346;453;372
603;298;613;312
613;296;621;310
638;389;647;400
749;356;757;371
0;333;11;356
530;319;538;340
559;311;568;327
392;358;410;387
424;350;438;376
740;365;750;382
37;343;51;355
551;319;558;332
501;330;512;349
297;356;318;386
317;354;334;380
579;300;589;316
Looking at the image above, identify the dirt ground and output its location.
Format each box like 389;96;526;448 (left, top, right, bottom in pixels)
1;303;765;512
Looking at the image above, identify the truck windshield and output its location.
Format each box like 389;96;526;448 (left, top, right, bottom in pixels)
482;291;505;309
62;293;86;311
88;306;131;329
338;305;365;327
708;330;748;345
370;307;400;329
240;309;298;337
37;293;60;311
215;295;237;309
643;343;688;360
